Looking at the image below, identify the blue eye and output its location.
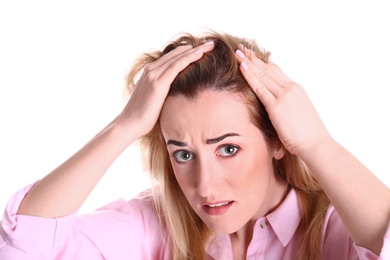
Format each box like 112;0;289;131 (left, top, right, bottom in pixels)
173;150;194;163
217;145;239;157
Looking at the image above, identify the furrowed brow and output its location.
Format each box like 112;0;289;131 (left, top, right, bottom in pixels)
206;133;239;144
166;140;188;147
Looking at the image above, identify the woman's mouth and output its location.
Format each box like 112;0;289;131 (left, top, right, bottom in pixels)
202;201;234;215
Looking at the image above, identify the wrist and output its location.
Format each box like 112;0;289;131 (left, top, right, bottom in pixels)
105;116;140;148
296;135;338;164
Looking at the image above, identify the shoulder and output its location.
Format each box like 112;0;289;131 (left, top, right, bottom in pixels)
322;206;352;256
77;189;161;235
322;205;378;259
74;190;170;259
91;189;159;221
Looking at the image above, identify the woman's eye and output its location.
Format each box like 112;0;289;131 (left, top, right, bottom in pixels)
173;150;194;163
217;145;239;157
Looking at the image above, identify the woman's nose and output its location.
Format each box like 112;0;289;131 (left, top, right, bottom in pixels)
195;160;219;198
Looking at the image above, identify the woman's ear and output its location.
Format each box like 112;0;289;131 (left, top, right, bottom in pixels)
273;145;286;160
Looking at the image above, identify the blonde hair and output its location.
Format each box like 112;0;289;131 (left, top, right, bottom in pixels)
126;31;330;260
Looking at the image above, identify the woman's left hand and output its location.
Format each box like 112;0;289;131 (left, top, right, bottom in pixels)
235;48;332;156
236;48;390;255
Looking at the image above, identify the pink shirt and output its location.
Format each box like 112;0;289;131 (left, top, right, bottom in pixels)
0;183;388;259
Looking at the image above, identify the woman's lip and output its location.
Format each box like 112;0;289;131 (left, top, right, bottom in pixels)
201;200;234;206
201;201;234;215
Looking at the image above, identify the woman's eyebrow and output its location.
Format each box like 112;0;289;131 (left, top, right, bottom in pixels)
206;133;239;144
166;133;239;147
166;140;188;147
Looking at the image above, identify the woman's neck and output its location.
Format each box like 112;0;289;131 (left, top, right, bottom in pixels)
229;178;289;259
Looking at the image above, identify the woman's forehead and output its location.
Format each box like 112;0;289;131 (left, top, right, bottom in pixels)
160;91;254;139
161;90;248;119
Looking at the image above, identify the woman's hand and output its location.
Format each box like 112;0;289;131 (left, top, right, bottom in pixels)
117;41;215;138
235;48;331;156
17;41;215;218
236;48;390;254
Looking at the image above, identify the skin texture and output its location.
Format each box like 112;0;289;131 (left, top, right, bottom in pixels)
160;91;286;251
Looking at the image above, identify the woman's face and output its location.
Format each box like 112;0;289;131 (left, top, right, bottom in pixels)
160;90;286;234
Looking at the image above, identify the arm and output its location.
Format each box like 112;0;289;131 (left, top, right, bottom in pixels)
297;128;389;255
236;48;390;254
17;42;215;218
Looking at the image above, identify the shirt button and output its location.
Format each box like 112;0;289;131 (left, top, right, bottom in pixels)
260;221;268;229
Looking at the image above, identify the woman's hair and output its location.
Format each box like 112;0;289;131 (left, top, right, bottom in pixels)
126;31;330;260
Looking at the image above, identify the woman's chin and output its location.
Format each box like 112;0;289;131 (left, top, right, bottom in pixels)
202;219;242;235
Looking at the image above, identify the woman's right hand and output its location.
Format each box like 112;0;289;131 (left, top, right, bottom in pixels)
16;41;214;218
116;41;215;138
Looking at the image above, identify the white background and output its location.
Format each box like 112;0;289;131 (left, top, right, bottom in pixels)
0;1;389;214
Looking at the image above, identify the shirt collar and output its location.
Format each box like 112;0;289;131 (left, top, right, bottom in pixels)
265;188;302;247
206;188;302;258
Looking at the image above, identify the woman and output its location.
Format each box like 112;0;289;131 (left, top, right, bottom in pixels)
0;31;389;259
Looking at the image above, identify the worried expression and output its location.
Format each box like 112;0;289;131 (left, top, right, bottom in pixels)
160;90;285;234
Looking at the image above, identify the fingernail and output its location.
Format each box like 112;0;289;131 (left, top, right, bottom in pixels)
194;49;203;54
241;61;248;71
204;40;214;45
236;49;245;58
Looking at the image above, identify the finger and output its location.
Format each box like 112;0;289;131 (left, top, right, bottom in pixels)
242;49;288;98
245;49;293;87
236;49;285;99
135;41;214;93
150;40;214;72
142;41;214;86
156;40;215;84
240;49;298;99
258;72;286;98
236;50;276;107
264;63;296;89
146;45;193;71
138;45;192;85
242;46;267;71
135;45;193;87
